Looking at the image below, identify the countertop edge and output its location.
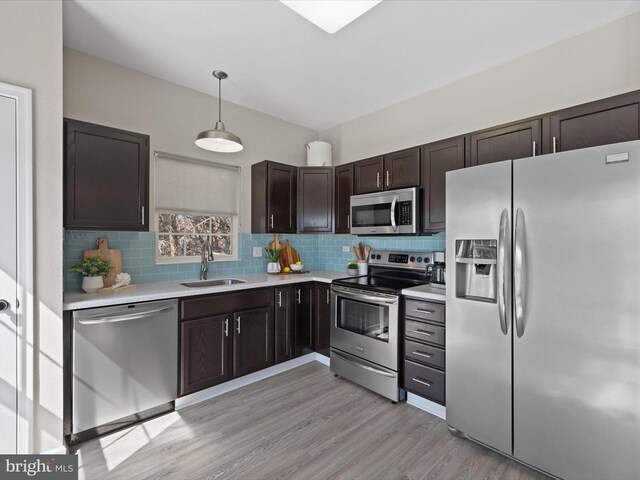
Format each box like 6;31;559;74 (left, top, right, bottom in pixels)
401;288;446;303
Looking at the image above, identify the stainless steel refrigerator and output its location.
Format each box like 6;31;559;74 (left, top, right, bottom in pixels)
445;140;640;480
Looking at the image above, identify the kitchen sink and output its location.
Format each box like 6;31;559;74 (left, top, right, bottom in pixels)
181;278;248;288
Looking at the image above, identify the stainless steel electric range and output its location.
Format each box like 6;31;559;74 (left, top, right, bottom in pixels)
330;250;434;402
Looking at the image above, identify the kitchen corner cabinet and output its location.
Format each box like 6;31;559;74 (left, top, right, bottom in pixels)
297;167;333;233
354;156;384;194
421;137;465;233
467;118;542;167
251;160;297;234
294;283;314;356
383;147;421;189
64;118;149;231
334;164;354;234
314;283;331;357
274;286;295;364
548;91;640;154
179;288;273;397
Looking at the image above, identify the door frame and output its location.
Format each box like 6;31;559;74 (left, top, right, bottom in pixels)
0;81;34;454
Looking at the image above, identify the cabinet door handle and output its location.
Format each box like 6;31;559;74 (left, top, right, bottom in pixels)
414;308;435;315
411;350;432;359
347;214;350;229
269;214;274;229
296;288;301;304
224;318;229;337
552;136;557;153
236;317;241;334
386;170;390;187
409;329;434;337
412;377;432;388
141;206;145;225
326;289;330;304
278;291;282;307
532;141;536;157
376;171;380;188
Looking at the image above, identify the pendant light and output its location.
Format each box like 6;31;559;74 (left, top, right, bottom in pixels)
196;70;243;153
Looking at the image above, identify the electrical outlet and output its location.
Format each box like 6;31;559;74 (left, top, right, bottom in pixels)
253;246;263;257
342;246;349;253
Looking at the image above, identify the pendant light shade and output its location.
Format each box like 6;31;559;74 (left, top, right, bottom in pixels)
196;70;243;153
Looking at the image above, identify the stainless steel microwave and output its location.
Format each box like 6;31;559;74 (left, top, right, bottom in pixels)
349;187;421;235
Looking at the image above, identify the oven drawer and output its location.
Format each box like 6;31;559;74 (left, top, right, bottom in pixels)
405;299;445;325
405;319;445;347
404;359;445;404
405;339;445;370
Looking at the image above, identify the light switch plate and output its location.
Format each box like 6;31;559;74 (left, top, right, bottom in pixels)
253;246;263;257
342;246;350;253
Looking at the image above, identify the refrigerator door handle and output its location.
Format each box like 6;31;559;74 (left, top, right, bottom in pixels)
514;207;526;337
497;208;510;335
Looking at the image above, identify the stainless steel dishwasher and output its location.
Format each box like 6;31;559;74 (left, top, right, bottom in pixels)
72;299;178;443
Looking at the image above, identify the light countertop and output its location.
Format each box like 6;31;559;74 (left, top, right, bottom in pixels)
401;284;446;303
64;270;350;311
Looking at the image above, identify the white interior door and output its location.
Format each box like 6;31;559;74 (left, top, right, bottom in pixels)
0;93;18;453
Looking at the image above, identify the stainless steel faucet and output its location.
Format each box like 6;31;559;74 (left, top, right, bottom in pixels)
200;240;214;280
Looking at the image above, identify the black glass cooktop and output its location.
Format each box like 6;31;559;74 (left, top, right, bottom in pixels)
333;273;428;294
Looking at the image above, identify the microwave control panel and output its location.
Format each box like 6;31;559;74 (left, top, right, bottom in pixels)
398;201;413;225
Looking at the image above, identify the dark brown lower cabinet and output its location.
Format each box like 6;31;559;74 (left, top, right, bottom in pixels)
180;314;232;396
314;283;331;357
274;286;295;364
233;307;273;378
294;283;314;356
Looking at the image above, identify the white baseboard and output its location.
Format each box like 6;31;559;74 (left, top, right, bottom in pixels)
176;353;323;410
406;393;446;420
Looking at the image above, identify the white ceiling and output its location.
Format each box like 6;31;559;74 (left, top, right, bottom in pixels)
63;0;640;131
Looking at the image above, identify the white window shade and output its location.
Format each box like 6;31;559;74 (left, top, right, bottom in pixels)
155;151;240;215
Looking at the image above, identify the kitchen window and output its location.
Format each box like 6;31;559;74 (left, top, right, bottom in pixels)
154;151;241;263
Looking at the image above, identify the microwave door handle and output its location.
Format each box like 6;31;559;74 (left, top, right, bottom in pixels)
390;195;398;231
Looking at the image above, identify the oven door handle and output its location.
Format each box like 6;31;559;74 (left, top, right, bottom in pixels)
390;195;398;232
332;287;398;305
332;351;396;378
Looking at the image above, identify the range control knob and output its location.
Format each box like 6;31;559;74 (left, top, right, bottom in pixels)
410;256;416;262
417;257;423;263
424;257;430;264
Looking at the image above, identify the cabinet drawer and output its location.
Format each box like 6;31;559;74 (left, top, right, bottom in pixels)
405;319;445;347
404;359;445;404
181;288;273;320
405;339;445;370
405;299;445;325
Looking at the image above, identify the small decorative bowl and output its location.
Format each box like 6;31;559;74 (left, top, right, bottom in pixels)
290;264;304;272
347;268;359;276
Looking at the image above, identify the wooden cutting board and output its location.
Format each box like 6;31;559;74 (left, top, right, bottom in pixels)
278;239;301;269
84;237;122;287
268;233;282;252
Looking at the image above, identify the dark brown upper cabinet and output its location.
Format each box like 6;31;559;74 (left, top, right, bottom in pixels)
297;167;333;233
179;314;232;397
64;118;149;231
251;160;297;234
384;147;421;189
467;119;542;167
274;286;294;365
354;156;384;194
421;137;465;233
548;91;640;154
334;164;354;234
314;283;331;358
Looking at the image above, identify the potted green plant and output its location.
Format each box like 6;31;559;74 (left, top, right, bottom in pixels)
347;262;358;276
71;256;113;293
264;247;282;274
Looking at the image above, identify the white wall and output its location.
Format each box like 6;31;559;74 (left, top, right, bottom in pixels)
320;12;640;164
63;49;318;233
0;1;63;452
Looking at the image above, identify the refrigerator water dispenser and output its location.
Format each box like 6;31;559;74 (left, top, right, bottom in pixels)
455;240;497;302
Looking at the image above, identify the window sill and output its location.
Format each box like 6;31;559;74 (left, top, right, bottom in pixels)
156;256;241;265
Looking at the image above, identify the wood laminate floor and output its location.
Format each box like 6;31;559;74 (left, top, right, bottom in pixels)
77;362;548;480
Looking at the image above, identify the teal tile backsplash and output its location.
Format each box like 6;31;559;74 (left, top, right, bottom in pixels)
64;230;445;291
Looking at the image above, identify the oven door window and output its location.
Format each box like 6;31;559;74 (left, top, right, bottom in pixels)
337;297;389;342
351;203;392;228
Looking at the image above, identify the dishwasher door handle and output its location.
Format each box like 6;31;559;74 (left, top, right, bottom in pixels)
77;306;175;325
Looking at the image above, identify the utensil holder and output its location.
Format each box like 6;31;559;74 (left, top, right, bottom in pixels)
357;261;368;276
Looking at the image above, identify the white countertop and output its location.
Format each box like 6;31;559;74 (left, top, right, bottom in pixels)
63;270;350;311
401;284;446;303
